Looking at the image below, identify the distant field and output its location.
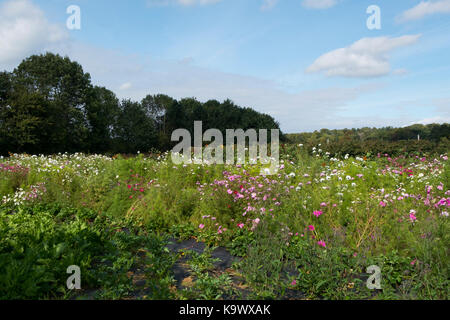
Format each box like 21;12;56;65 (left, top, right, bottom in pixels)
0;146;448;300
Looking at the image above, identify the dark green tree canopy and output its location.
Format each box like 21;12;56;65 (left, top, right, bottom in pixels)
0;53;282;155
4;52;446;157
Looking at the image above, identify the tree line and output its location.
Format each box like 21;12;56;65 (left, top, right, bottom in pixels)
287;124;450;156
0;53;281;156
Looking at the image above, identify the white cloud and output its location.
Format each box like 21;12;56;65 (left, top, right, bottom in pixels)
411;116;450;125
398;0;450;22
146;0;222;7
261;0;279;11
306;35;421;78
301;0;338;9
0;1;444;132
43;41;389;132
0;0;68;67
119;82;133;90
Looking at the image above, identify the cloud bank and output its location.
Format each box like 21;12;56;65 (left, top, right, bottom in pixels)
398;0;450;22
307;35;421;78
0;0;68;66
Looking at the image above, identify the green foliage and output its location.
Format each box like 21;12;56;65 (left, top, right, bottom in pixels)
287;124;449;157
1;53;281;156
0;204;175;300
0;148;448;300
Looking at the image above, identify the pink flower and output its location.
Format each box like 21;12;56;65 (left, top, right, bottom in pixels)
409;210;417;222
317;240;326;248
320;202;327;207
238;223;245;229
313;210;323;217
199;224;205;229
379;201;386;207
308;225;315;231
291;280;297;286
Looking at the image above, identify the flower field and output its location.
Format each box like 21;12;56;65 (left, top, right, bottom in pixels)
0;146;449;300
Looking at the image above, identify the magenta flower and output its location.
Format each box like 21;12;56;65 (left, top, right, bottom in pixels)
308;225;315;231
317;240;326;248
409;210;417;222
379;201;386;207
313;210;323;217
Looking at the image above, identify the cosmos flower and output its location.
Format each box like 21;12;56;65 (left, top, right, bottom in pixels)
313;210;323;217
317;240;326;248
409;210;417;222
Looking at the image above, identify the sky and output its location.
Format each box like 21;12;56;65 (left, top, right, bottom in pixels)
0;0;449;133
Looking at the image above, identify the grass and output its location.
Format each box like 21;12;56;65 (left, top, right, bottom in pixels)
0;147;448;300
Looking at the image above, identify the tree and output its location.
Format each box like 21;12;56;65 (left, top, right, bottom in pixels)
1;52;284;155
12;52;92;152
0;72;12;154
114;99;157;153
85;86;120;153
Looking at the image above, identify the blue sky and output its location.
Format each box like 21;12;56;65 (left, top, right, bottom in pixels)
1;0;449;132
